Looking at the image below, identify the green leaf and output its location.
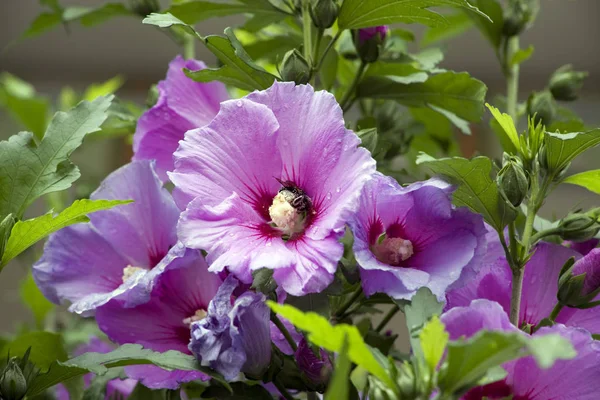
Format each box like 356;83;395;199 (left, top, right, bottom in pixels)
128;383;169;400
185;29;277;91
22;12;62;38
1;199;131;268
83;76;125;101
544;129;600;177
357;72;487;122
20;272;54;328
485;103;520;154
142;12;202;37
268;302;393;388
82;368;125;400
510;45;535;66
338;0;490;29
168;0;284;25
357;128;378;153
0;72;50;139
464;0;504;49
365;62;428;84
421;12;474;46
429;104;471;135
0;214;15;263
439;330;575;395
417;154;518;233
420;316;448;374
0;96;112;219
28;344;230;397
2;332;68;371
562;170;600;195
402;287;444;358
324;335;351;400
439;331;526;394
319;35;339;91
527;334;576;369
74;3;133;27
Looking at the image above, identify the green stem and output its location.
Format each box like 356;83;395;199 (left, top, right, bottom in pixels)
549;303;564;322
530;226;563;243
271;313;298;352
505;36;520;120
315;30;341;72
340;61;367;111
508;222;518;260
510;267;524;326
334;287;363;320
302;0;313;65
273;377;296;400
375;305;400;333
183;35;195;59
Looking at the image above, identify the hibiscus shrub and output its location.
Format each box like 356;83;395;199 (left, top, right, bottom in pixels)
1;0;600;399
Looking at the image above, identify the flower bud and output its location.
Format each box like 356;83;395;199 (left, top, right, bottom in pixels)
280;49;311;85
559;214;600;242
527;90;556;126
558;249;600;307
0;359;27;400
354;26;389;64
497;156;529;207
310;0;338;29
502;0;539;37
549;64;588;102
294;339;332;389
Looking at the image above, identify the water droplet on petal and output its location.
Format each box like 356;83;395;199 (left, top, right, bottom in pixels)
336;187;341;193
326;192;332;200
236;100;243;107
266;241;272;247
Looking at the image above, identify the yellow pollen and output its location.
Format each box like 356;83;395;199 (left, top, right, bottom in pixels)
268;191;305;235
122;265;144;283
183;309;207;326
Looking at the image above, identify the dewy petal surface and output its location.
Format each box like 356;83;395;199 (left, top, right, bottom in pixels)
349;173;486;300
133;56;229;181
173;82;376;295
33;161;184;315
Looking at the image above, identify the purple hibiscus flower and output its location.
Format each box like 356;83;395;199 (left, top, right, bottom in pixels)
446;238;600;332
55;337;137;400
357;26;389;44
566;238;599;255
95;257;222;389
570;248;600;297
33;160;195;315
189;275;272;381
347;173;486;300
170;82;376;296
441;299;600;400
133;55;229;182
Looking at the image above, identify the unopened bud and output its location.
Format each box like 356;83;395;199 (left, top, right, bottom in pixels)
0;359;27;400
502;0;540;37
310;0;338;29
280;49;311;85
558;249;600;308
294;339;332;389
497;155;529;207
549;64;588;102
527;90;556;126
354;26;389;64
559;214;600;242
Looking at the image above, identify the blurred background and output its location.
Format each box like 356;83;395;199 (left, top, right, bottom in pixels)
1;0;599;343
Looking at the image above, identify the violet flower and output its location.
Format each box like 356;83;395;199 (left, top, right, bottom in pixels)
348;173;486;300
189;276;272;381
171;82;376;296
133;55;229;182
95;256;222;389
566;238;599;255
357;26;389;44
570;248;600;297
55;337;137;400
33;160;191;315
295;338;332;388
441;299;600;400
445;238;600;332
